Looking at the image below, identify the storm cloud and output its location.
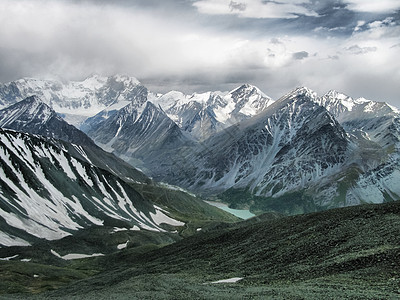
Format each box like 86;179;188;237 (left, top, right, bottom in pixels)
0;0;400;106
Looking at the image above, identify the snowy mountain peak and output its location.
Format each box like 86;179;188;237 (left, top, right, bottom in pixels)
324;90;350;100
81;74;108;89
293;86;317;97
316;90;356;114
21;95;43;106
148;83;274;140
110;74;140;85
0;95;56;127
229;83;268;98
81;74;140;88
316;90;400;121
0;96;98;147
278;87;317;105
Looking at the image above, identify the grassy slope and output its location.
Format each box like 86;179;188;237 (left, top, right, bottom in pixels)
0;183;240;296
25;200;400;299
131;183;240;236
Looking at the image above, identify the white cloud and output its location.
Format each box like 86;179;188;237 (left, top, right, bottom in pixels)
352;17;400;40
0;0;218;80
193;0;318;19
344;45;377;55
0;0;318;83
354;20;366;32
0;0;399;107
345;0;400;13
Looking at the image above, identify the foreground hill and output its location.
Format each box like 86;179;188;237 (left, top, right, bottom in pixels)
2;200;398;299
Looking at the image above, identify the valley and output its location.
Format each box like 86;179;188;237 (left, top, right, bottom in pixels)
0;75;400;298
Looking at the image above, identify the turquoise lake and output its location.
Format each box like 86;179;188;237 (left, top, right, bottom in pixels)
205;201;255;220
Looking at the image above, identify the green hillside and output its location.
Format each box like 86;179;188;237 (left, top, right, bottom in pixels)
10;200;398;299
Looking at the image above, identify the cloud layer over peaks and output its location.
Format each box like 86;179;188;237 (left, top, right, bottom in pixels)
0;0;399;106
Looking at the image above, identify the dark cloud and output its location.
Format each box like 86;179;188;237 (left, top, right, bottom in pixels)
328;55;340;60
345;45;378;55
270;38;282;44
229;1;246;12
293;51;309;60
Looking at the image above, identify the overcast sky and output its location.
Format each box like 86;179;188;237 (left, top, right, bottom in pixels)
1;0;399;106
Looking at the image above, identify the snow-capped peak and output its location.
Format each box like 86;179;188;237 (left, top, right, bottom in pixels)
318;90;356;112
228;83;269;99
23;95;43;105
387;103;400;114
0;95;55;127
279;87;317;104
324;90;349;100
81;75;108;89
293;86;317;97
112;74;140;85
81;74;140;89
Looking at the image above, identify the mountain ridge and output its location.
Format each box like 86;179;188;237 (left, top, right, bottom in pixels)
1;76;400;215
0;128;186;247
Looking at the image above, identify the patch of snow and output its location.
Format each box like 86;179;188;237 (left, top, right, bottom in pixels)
70;196;104;226
51;249;62;258
62;253;104;260
72;144;92;164
112;227;128;233
150;209;185;227
214;96;235;124
71;158;94;186
117;240;129;250
0;254;19;261
61;114;88;127
56;151;76;180
363;101;375;113
81;75;108;89
387;104;400;113
0;231;31;247
158;182;197;197
0;162;78;240
51;249;104;260
210;277;243;284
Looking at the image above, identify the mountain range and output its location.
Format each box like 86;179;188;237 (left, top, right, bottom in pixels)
1;75;399;216
1;75;400;298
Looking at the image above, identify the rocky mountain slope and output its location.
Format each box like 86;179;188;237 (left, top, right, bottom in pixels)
314;90;400;207
86;101;193;172
0;128;185;247
0;96;96;147
153;87;354;213
0;96;149;183
90;85;399;215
